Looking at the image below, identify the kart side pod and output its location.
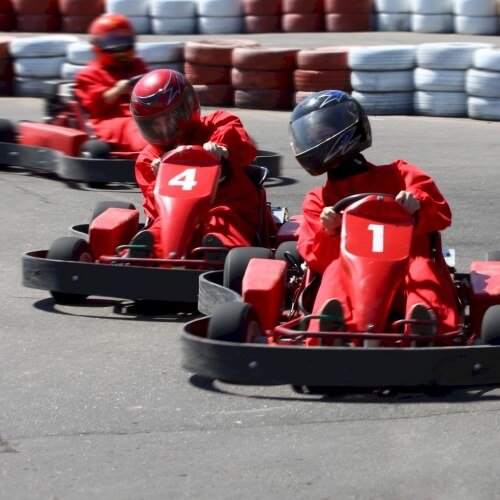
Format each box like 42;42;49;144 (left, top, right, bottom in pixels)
242;258;287;331
469;260;500;334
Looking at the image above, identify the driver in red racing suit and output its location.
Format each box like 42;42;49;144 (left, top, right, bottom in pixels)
290;90;459;335
130;69;260;257
74;13;149;154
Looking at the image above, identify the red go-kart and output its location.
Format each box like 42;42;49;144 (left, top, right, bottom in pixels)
22;146;289;305
182;193;500;393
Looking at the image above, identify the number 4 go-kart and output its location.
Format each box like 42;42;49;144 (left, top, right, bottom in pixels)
0;79;282;186
22;146;290;306
182;193;500;394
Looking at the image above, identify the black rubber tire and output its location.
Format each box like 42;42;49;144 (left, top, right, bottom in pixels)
80;139;112;159
275;240;303;268
90;200;136;223
0;118;16;143
47;237;93;304
207;301;261;342
486;250;500;261
481;305;500;345
223;246;273;294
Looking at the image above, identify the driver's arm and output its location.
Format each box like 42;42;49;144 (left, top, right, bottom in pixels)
102;79;132;105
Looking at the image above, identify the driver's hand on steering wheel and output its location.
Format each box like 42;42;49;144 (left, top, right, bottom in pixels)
320;206;342;236
203;141;228;160
115;79;132;95
396;191;420;215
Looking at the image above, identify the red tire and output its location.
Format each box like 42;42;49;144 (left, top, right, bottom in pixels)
0;0;13;14
244;15;281;33
194;84;234;107
234;88;293;110
232;47;298;71
0;36;11;58
293;69;351;92
58;0;103;15
231;67;293;90
184;61;231;85
281;13;324;32
242;0;280;15
11;0;58;15
282;0;323;14
325;13;372;32
184;39;260;67
296;47;351;70
16;14;61;32
0;13;14;30
324;0;373;14
61;15;96;33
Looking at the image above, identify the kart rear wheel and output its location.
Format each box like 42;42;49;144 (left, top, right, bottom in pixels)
481;305;500;345
207;301;261;343
80;140;112;189
0;119;16;143
275;240;303;268
90;200;136;222
47;237;93;304
223;246;273;294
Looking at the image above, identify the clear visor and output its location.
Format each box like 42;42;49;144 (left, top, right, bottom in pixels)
97;34;135;53
290;101;359;155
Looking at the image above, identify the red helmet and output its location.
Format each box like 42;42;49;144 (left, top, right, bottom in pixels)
131;69;200;148
88;13;135;67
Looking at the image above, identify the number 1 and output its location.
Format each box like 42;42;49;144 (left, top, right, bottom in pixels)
368;224;384;253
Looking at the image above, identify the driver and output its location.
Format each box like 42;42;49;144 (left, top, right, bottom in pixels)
129;69;260;258
291;90;459;336
74;13;149;153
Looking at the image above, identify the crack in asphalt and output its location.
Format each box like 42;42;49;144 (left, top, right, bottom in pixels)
0;434;19;453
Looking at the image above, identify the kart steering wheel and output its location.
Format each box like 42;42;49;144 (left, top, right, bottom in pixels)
128;74;145;87
332;192;395;213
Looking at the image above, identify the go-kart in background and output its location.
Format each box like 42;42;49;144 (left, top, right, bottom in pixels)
1;18;500;500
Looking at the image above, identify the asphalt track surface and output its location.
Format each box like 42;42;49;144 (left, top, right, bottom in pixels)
1;31;500;499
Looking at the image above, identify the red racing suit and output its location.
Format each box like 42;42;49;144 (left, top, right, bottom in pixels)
298;158;459;333
135;110;260;257
74;57;149;154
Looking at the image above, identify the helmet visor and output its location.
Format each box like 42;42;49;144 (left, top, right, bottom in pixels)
290;100;359;155
96;34;135;53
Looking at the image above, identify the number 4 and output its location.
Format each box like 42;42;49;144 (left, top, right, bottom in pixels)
368;224;384;253
168;168;197;190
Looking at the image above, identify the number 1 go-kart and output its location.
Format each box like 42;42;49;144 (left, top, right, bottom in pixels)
182;193;500;394
22;146;289;306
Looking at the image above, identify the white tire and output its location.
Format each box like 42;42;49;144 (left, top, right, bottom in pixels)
454;15;498;35
105;0;149;16
411;13;453;32
351;69;414;91
473;47;500;71
414;67;466;91
9;35;79;58
196;0;243;17
412;0;453;14
149;0;196;17
14;77;47;97
375;12;411;31
151;16;197;34
417;42;494;69
466;68;500;97
66;41;94;66
127;16;151;34
348;45;416;70
414;90;467;117
351;90;414;115
452;0;497;16
136;41;185;63
60;62;85;80
468;96;500;120
197;15;243;34
374;0;410;13
14;56;66;78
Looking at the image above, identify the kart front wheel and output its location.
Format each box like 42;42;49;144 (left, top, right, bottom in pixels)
207;302;261;343
80;140;112;188
0;118;16;143
47;237;93;305
481;305;500;345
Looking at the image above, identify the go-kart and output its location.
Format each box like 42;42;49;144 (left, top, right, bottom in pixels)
182;193;500;393
0;78;282;185
22;145;289;305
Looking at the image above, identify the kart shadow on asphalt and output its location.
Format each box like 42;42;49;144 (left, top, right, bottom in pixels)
262;176;297;188
188;374;500;403
33;297;201;322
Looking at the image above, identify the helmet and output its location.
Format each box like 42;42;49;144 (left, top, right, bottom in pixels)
289;90;371;176
130;69;200;148
89;13;135;67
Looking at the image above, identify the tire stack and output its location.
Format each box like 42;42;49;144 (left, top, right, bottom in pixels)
149;0;197;35
104;0;150;34
10;35;78;97
348;45;416;115
374;0;411;31
11;0;61;32
59;0;103;33
411;0;454;33
0;0;15;31
61;40;94;80
467;47;500;121
0;37;13;96
196;0;244;35
453;0;498;35
242;0;281;34
231;47;299;110
324;0;373;32
293;47;351;105
136;41;185;73
185;39;259;107
281;0;324;33
414;42;493;117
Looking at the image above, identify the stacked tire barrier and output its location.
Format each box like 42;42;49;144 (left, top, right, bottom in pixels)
242;0;281;34
0;0;15;31
375;0;411;31
104;0;150;34
232;47;298;109
59;0;104;34
61;40;93;80
349;45;416;115
137;41;185;73
411;0;454;33
11;0;60;32
293;46;352;105
324;0;373;32
149;0;197;35
281;0;324;33
453;0;498;35
0;36;13;95
196;0;244;35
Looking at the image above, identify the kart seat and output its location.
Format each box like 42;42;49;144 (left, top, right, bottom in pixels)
298;270;321;315
245;163;268;188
